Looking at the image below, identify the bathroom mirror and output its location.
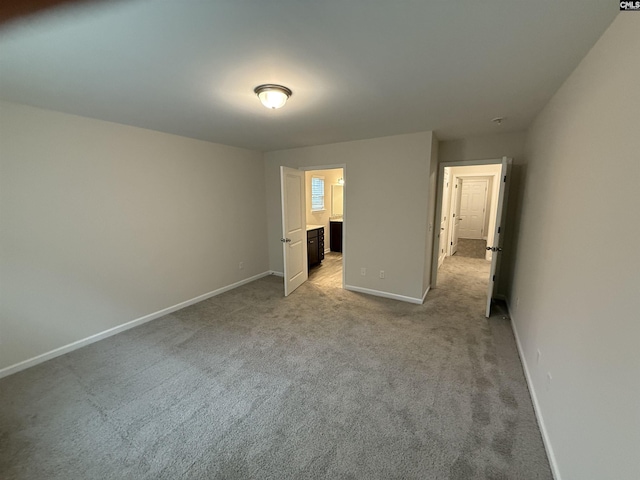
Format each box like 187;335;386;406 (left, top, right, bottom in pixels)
331;184;343;216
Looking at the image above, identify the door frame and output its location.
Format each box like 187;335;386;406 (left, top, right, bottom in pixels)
298;164;347;289
430;158;506;289
449;177;463;257
437;168;451;268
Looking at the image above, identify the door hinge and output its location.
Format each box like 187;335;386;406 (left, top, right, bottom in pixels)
492;275;496;281
450;242;453;246
503;175;507;183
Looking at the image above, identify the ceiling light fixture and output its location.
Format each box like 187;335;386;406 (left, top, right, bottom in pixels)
254;84;292;109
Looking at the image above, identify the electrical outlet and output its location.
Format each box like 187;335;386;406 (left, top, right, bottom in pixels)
361;268;366;276
239;262;244;270
536;349;541;365
379;270;385;279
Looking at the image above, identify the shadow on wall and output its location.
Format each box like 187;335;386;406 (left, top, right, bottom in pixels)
0;0;109;26
500;161;528;299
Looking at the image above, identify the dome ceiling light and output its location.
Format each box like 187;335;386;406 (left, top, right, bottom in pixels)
254;84;292;109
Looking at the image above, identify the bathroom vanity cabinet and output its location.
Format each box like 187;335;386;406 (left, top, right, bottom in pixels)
330;220;342;252
306;226;324;268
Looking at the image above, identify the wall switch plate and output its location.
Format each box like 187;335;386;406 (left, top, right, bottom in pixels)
536;349;541;365
546;372;552;391
239;262;244;270
379;270;385;279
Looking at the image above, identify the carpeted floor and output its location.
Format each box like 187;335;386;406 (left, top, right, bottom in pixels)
0;256;552;480
455;238;487;259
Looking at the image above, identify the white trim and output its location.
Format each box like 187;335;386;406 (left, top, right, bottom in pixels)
506;301;561;480
0;271;273;379
270;270;284;277
344;285;424;305
421;285;431;303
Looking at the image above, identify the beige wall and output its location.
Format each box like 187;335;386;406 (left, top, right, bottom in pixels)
265;132;435;301
510;14;639;480
439;131;527;164
0;101;269;371
305;168;343;250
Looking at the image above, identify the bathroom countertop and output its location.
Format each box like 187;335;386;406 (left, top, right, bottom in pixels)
306;224;324;231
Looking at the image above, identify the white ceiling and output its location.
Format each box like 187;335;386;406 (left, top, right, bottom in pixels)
0;1;616;152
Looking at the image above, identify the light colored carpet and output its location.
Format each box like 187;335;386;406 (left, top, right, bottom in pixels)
455;238;488;259
0;256;552;479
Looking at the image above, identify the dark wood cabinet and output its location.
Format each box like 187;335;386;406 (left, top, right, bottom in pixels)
330;221;342;252
307;227;324;268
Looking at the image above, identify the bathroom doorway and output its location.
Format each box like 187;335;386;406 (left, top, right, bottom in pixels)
304;166;345;290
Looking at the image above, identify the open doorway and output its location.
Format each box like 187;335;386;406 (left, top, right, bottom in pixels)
431;158;511;317
304;167;344;289
280;164;345;297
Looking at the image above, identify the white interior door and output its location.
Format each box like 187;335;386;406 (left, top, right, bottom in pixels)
458;179;488;239
450;178;463;255
486;158;512;317
438;169;451;268
280;166;307;296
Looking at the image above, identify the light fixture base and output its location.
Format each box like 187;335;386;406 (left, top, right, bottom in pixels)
254;84;292;109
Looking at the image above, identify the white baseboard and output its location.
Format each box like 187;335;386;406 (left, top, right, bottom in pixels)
0;271;273;379
421;286;430;303
506;301;561;480
269;270;284;277
344;284;424;305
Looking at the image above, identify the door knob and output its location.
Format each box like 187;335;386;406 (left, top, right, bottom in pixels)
486;246;503;252
280;238;292;243
441;227;445;231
